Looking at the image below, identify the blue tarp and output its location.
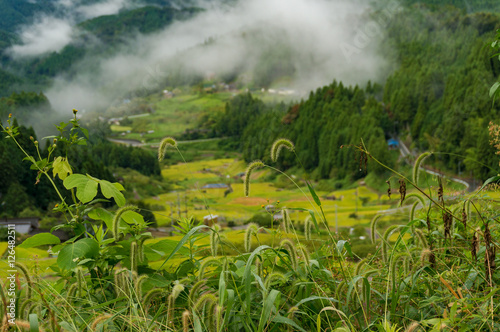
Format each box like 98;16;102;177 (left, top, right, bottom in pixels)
387;139;399;147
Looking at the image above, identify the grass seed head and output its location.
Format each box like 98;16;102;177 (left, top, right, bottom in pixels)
287;306;299;321
437;177;444;202
182;310;191;332
429;249;436;269
130;241;138;273
296;243;310;268
158;137;178;161
143;288;165;311
90;315;112;331
244;223;259;253
413;152;431;184
443;212;452;241
244;160;264;196
172;283;185;301
462;204;467;233
113;205;138;241
199;257;223;281
370;214;383;244
280;239;298;270
14;262;33;299
282;208;292;234
210;223;221;256
406;322;420;332
399;179;406;205
304;216;313;241
484;222;496;280
270;138;295;162
193;292;218;313
264;272;287;291
471;229;478;262
188;280;206;306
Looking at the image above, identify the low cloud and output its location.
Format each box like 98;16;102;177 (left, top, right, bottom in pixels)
8;17;74;57
7;0;135;58
40;0;397;115
76;0;133;20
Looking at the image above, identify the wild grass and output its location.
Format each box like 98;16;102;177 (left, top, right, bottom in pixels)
2;124;500;331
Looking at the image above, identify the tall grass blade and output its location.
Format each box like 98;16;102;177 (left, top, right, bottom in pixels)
272;315;307;332
193;312;203;332
242;245;272;317
219;268;226;306
221;289;235;330
257;289;280;332
155;225;208;272
307;181;322;207
28;314;39;332
295;296;338;307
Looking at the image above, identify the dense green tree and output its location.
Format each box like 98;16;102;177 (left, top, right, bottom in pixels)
217;81;398;183
216;93;266;137
383;4;500;177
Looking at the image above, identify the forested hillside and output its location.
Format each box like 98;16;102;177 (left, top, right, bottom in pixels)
383;4;500;179
215;83;396;186
402;0;500;12
213;2;500;183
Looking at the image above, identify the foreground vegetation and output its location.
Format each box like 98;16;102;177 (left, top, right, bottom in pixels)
1;111;500;331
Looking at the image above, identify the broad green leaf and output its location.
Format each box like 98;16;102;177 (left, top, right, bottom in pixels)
63;174;98;204
336;240;352;256
80;126;89;139
57;238;99;270
464;271;478;290
121;210;145;226
88;207;114;229
50;244;63;254
52;156;72;180
99;180;125;207
18;233;60;249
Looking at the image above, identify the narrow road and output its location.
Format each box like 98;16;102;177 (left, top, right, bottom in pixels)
107;137;225;147
397;139;474;192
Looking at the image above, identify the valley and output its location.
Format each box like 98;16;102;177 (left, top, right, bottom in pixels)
1;0;500;330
